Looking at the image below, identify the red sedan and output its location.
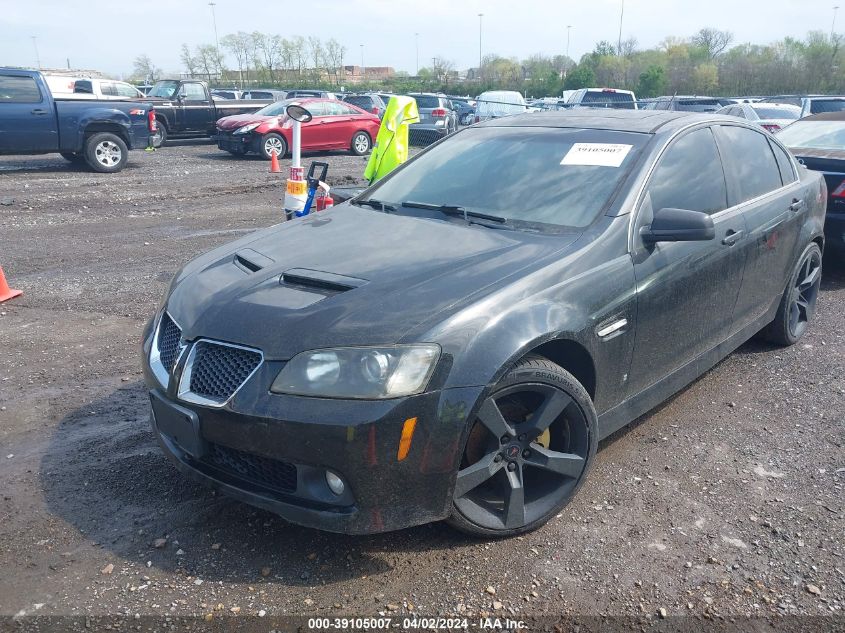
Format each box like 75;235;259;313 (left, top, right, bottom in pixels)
214;98;381;159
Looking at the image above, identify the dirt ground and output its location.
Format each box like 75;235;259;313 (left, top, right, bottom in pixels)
0;141;843;631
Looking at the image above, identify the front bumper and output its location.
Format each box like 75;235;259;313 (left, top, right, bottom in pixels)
141;323;482;534
212;132;254;154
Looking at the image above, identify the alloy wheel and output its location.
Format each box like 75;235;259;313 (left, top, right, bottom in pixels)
264;137;284;156
95;141;122;167
354;133;370;154
788;248;822;339
454;383;590;532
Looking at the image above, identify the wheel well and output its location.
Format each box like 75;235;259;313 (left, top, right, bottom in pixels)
813;235;824;252
154;115;168;130
83;124;129;145
526;339;596;400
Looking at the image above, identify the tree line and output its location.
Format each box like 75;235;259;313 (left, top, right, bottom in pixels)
131;27;845;98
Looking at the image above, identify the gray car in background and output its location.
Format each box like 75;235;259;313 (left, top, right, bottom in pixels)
408;93;458;144
715;102;801;133
759;95;845;118
341;93;387;119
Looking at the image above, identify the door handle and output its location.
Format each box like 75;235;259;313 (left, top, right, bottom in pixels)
31;108;48;115
320;120;328;124
722;229;744;246
789;198;805;212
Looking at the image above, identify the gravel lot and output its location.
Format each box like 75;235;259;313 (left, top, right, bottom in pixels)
0;142;843;631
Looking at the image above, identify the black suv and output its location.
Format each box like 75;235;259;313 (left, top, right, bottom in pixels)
341;93;387;118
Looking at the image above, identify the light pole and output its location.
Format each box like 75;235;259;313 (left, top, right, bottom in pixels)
31;36;41;69
617;0;625;55
478;13;484;79
360;44;364;71
415;32;419;75
566;25;573;74
208;2;220;82
833;5;840;40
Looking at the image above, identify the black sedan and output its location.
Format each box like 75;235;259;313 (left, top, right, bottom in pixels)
142;110;826;537
777;111;845;257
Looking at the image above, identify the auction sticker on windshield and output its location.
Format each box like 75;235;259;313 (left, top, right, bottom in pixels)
561;143;633;167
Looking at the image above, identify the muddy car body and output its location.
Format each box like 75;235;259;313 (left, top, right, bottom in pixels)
142;110;826;536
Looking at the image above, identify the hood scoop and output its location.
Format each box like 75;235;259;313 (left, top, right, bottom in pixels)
234;249;275;273
281;268;368;293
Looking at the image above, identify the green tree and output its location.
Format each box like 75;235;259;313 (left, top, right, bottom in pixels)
563;65;596;90
636;65;667;97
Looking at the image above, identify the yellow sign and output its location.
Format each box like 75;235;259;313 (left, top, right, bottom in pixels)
286;180;307;195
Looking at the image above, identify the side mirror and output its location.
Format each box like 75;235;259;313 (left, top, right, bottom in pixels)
286;104;313;123
641;208;715;243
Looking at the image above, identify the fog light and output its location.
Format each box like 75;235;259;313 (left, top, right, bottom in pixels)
325;470;345;495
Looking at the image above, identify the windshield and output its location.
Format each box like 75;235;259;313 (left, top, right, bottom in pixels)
361;127;646;229
753;106;799;120
809;99;845;114
255;99;297;116
149;80;179;99
676;99;720;112
777;120;845;150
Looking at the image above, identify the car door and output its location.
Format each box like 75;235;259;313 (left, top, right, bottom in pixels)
713;124;805;330
0;73;57;152
177;82;213;133
298;101;329;149
313;101;355;150
627;125;748;398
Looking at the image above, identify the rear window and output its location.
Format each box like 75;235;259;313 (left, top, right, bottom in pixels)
363;127;647;229
776;120;845;150
247;91;273;99
809;99;845;114
0;75;42;102
345;96;372;108
581;91;635;110
413;96;440;109
74;80;93;94
676;99;720;112
753;106;799;120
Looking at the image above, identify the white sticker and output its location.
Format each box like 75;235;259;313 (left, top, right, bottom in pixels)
561;143;633;167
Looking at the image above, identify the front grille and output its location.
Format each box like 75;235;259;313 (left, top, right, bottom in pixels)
205;443;297;494
187;341;262;402
157;313;182;372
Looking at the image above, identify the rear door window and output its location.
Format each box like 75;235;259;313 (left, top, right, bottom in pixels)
809;99;845;114
74;80;93;94
716;125;784;203
115;82;141;98
0;75;42;102
769;139;797;185
100;82;118;97
647;127;727;215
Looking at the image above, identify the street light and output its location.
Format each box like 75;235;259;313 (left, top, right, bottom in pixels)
208;2;220;83
478;13;484;79
31;36;41;69
565;25;573;77
415;32;419;76
360;44;364;72
833;5;840;40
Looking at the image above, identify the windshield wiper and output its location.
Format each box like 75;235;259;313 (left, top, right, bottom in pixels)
352;198;396;212
401;200;507;223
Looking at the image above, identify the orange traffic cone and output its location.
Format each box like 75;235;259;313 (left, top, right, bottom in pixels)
0;266;22;303
269;151;281;173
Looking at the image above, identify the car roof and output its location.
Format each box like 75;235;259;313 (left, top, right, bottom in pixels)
476;109;733;134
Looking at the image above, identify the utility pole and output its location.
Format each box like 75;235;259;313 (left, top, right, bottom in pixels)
833;5;840;40
415;32;419;75
478;13;484;79
31;36;41;69
360;44;364;74
208;2;221;83
566;25;573;76
617;0;625;55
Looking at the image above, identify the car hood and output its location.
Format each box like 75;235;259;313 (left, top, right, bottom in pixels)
217;114;276;130
165;206;580;359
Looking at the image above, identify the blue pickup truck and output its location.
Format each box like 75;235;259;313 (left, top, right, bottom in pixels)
0;68;156;173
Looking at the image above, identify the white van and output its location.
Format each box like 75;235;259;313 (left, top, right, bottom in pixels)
44;76;146;100
474;90;527;123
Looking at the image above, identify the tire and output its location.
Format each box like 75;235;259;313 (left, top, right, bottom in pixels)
60;152;83;163
83;132;129;173
350;131;371;156
259;133;287;160
152;120;167;148
447;356;598;538
764;242;823;346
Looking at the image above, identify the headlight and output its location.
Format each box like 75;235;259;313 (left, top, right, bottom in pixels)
271;345;440;399
233;122;260;135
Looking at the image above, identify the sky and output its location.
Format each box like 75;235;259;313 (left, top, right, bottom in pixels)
1;0;840;78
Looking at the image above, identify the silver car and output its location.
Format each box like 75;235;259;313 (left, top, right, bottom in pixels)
715;102;801;133
408;93;458;145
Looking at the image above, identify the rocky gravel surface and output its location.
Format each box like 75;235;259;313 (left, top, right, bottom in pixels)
0;142;843;632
